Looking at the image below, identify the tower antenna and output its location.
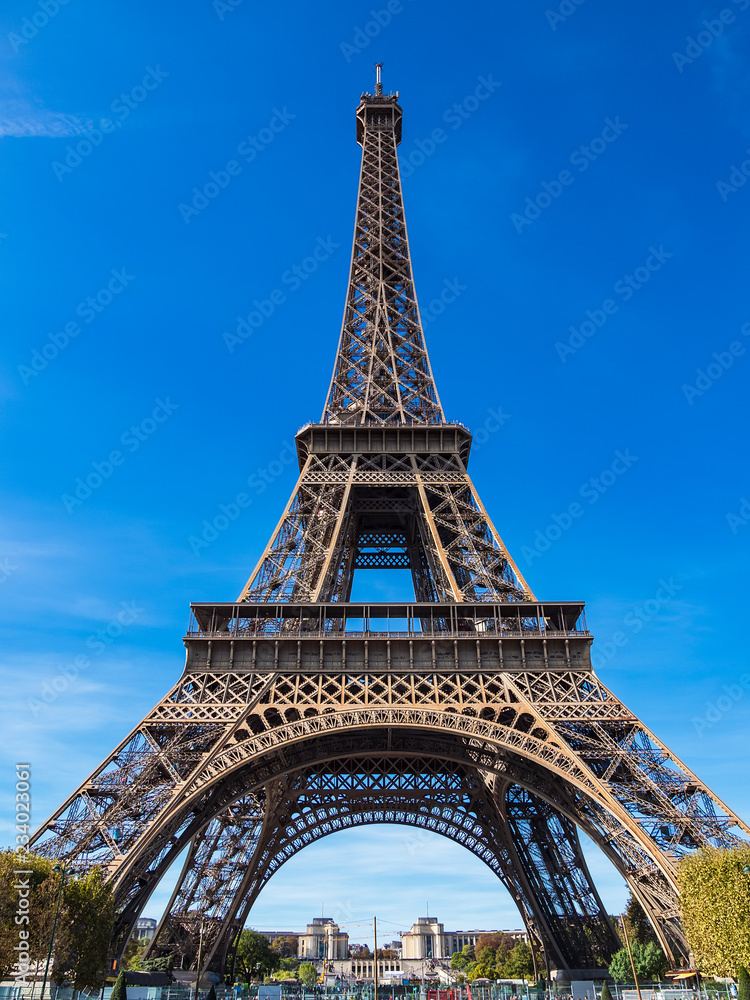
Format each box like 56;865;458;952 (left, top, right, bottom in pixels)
375;62;383;95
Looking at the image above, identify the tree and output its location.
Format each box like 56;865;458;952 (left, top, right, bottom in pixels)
235;930;278;982
477;933;515;955
609;942;667;983
52;867;115;994
122;936;150;971
206;985;217;1000
600;981;613;1000
677;844;750;977
738;967;750;1000
467;963;490;981
0;849;60;979
477;946;496;970
609;948;633;984
298;962;317;986
451;952;468;971
623;895;656;947
503;942;535;980
0;850;114;993
272;936;298;959
110;970;127;1000
141;955;173;973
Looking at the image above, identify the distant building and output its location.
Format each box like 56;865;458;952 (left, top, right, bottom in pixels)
444;928;529;955
135;918;157;941
257;931;301;954
298;918;348;961
401;917;447;959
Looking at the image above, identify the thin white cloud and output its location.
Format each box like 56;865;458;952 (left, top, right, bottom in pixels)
0;99;96;138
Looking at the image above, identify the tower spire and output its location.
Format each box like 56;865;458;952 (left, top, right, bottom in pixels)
322;80;444;426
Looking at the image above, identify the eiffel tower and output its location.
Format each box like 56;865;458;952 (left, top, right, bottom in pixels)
31;68;748;982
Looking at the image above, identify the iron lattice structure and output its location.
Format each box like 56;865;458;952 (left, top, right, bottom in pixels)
31;73;748;980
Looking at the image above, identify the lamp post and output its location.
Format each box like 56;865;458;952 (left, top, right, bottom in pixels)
194;915;206;1000
619;915;642;1000
40;864;68;1000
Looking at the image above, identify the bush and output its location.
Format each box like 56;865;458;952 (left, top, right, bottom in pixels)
738;966;750;1000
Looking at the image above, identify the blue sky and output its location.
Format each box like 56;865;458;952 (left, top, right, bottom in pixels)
1;0;749;947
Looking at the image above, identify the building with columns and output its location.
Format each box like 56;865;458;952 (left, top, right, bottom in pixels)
444;928;529;955
401;917;448;960
298;918;349;961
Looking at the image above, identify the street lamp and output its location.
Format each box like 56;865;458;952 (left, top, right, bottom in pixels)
41;863;69;1000
194;915;207;1000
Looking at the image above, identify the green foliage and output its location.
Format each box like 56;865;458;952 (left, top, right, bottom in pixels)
141;955;173;973
459;938;537;982
476;933;516;956
110;970;127;1000
0;850;61;979
298;962;317;986
503;942;536;980
122;936;150;971
52;866;115;993
600;981;613;1000
235;930;278;982
624;895;657;946
608;942;667;983
271;936;298;958
0;850;113;991
738;966;750;1000
677;845;750;977
609;948;632;984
